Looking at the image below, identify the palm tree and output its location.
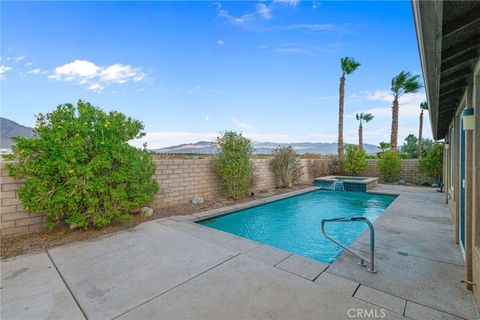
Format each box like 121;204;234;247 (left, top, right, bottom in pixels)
390;71;423;151
338;57;361;159
356;112;374;151
379;141;390;152
417;101;428;159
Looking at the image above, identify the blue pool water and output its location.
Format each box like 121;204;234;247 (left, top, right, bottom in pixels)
199;190;396;263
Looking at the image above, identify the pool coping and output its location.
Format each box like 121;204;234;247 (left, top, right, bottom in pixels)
314;176;379;191
171;185;401;224
314;175;378;185
171;186;321;223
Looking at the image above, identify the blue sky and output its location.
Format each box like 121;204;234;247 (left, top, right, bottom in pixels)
1;1;430;148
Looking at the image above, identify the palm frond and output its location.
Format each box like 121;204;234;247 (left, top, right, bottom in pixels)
420;101;428;110
341;57;361;75
362;113;374;122
356;113;361;121
391;71;422;97
404;74;423;93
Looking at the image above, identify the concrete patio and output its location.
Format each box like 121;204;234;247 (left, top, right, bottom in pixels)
1;185;479;320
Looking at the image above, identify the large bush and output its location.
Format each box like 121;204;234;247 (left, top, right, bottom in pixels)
6;101;159;229
212;131;254;200
377;150;402;183
270;146;303;188
308;158;330;178
344;145;368;176
419;142;443;185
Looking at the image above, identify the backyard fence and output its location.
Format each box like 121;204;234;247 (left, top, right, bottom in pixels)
0;158;426;236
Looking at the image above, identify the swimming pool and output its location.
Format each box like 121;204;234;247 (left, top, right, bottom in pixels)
198;190;396;263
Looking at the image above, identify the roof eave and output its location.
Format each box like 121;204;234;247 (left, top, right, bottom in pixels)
411;0;444;140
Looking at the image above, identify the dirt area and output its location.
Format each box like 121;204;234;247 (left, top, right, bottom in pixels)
1;185;312;260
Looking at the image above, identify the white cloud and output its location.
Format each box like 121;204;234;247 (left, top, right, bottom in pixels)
134;88;145;93
231;118;255;130
346;89;432;144
50;60;100;82
217;39;225;46
205;115;210;121
256;3;272;19
281;24;335;32
0;65;12;75
352;90;427;118
25;62;33;66
88;83;104;92
14;56;26;62
259;41;342;55
28;68;47;75
187;85;202;94
100;64;145;83
49;59;145;92
217;4;255;25
273;0;300;7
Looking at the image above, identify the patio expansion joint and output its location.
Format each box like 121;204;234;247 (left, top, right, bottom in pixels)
353;283;472;319
351;281;361;298
355;240;465;268
272;253;293;267
109;253;241;320
311;265;329;282
353;284;407;316
46;250;89;320
403;299;474;320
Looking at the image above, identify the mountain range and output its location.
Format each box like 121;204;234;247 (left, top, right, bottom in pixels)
1;117;34;148
0;117;380;154
153;140;380;155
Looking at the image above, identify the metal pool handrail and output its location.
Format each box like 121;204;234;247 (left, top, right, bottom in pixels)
320;217;376;273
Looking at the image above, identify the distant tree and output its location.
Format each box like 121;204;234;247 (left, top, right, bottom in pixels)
401;134;419;158
355;112;374;151
379;141;391;152
338;57;361;159
417;101;429;159
421;138;434;157
390;71;423;151
400;134;434;159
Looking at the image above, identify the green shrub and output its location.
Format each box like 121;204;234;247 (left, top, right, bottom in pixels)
377;151;402;183
419;142;443;184
212;131;254;200
344;145;368;176
6;101;159;229
271;146;303;188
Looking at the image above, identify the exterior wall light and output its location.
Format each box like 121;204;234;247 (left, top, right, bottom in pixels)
444;143;449;150
462;108;475;131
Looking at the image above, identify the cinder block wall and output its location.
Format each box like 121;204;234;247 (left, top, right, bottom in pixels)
0;166;47;236
0;158;312;236
362;159;429;184
0;158;424;236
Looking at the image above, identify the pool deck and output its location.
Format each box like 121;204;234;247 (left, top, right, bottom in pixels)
1;185;479;320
